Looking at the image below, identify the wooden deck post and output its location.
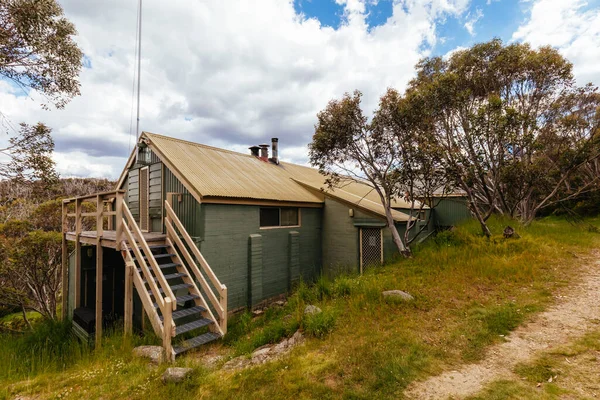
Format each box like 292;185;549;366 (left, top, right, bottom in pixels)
163;297;173;362
95;194;104;346
124;258;133;335
95;238;103;346
61;201;68;320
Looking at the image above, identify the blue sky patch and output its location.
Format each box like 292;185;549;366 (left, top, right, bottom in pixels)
83;55;92;69
365;0;394;29
294;0;345;28
293;0;535;57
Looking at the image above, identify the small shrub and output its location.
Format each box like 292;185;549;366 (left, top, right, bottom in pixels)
303;308;336;338
295;280;316;304
315;276;334;300
333;276;354;298
433;229;462;247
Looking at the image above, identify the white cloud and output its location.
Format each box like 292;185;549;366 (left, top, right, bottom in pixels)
512;0;600;85
0;0;471;179
464;8;483;36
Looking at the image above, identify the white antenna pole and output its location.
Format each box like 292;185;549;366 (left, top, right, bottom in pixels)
135;0;143;140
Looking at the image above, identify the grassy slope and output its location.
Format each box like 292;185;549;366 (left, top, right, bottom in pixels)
2;216;599;400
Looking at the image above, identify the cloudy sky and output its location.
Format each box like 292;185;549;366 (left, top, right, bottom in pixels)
1;0;599;179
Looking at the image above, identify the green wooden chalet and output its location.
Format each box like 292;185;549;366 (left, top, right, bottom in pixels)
61;132;469;360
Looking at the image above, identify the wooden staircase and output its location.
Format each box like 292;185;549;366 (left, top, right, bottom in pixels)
119;196;227;361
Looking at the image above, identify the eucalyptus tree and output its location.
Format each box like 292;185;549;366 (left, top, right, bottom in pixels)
407;39;600;235
309;90;409;255
0;0;82;186
1;0;82;109
374;88;450;246
309;90;448;256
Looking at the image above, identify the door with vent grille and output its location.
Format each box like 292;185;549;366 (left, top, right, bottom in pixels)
360;228;382;271
139;167;149;232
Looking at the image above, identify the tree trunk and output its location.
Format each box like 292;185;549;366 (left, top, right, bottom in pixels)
384;205;410;257
21;304;32;330
461;182;492;237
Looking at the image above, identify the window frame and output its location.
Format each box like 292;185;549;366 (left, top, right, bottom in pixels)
259;207;301;229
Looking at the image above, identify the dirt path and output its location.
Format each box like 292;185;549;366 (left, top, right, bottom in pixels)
404;253;600;400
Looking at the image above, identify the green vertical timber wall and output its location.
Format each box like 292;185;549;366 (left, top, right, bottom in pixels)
248;234;263;306
201;204;322;310
433;197;471;228
163;167;201;239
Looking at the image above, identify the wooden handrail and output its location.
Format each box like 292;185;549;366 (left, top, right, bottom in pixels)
122;203;177;311
165;223;223;315
123;222;165;312
164;200;227;334
163;236;220;321
164;201;226;293
62;189;126;204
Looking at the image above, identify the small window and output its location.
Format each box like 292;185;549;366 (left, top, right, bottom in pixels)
281;207;299;226
260;207;299;228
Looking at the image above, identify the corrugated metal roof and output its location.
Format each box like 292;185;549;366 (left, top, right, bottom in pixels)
293;180;413;222
281;162;426;210
143;132;421;222
145;132;323;203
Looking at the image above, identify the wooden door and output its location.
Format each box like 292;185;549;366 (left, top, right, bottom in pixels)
359;227;383;272
139;167;149;232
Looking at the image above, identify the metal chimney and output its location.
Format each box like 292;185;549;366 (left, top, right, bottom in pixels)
259;144;269;162
270;138;279;164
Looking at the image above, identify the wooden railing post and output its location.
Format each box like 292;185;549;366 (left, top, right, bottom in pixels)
96;195;104;237
163;297;173;362
61;201;68;321
220;286;228;335
115;192;124;250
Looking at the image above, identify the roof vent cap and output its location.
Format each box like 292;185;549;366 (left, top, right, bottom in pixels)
249;145;260;157
259;144;269;162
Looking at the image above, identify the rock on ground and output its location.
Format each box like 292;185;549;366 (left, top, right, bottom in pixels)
382;290;414;301
133;345;164;364
304;305;322;315
222;330;305;371
201;354;225;368
162;367;193;383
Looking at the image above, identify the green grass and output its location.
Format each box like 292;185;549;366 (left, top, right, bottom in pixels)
1;215;599;399
0;310;43;332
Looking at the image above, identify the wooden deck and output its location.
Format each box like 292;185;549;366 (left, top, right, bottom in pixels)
66;230;166;249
